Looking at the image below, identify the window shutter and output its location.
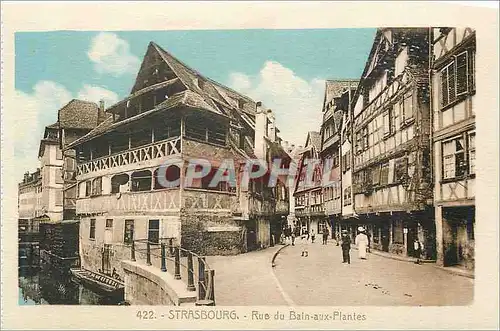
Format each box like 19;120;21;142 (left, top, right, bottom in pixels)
441;68;449;107
448;64;456;103
456;52;468;95
404;94;413;121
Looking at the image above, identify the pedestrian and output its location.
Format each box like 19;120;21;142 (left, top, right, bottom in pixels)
413;238;423;264
341;230;351;264
300;229;309;257
322;229;329;245
311;229;316;243
291;228;296;246
355;226;369;260
336;231;340;246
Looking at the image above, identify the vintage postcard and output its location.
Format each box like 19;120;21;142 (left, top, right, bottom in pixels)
1;1;499;330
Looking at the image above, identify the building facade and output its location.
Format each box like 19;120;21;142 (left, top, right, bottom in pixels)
320;80;359;240
18;170;43;232
294;131;325;237
350;28;435;258
66;42;289;279
431;27;476;270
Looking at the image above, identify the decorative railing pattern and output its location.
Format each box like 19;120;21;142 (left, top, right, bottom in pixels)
77;190;181;215
77;137;181;176
131;238;216;306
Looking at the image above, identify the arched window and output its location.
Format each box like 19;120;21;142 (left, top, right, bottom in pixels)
111;173;130;193
154;165;181;189
131;170;152;192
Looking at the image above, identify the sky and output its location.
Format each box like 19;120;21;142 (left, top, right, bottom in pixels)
14;29;376;174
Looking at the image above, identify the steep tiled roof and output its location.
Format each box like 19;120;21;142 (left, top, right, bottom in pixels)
323;80;359;110
307;131;322;151
65;90;218;149
58;99;99;130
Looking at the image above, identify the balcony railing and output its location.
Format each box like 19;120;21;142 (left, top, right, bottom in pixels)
77;189;181;215
77;136;181;176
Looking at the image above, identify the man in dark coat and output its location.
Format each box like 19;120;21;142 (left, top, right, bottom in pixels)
341;230;351;264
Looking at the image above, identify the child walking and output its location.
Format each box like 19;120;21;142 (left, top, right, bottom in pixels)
301;229;310;257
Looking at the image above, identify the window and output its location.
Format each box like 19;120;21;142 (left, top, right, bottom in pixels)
362;127;369;150
124;220;134;244
343;186;352;206
56;148;63;160
131;170;152;192
468;133;475;175
372;166;381;185
55;190;63;206
402;94;413;122
85;181;92;197
383;109;393;136
90;219;96;239
394;157;408;183
111;173;129;193
148;220;160;244
441;51;474;108
154;165;181;189
55;168;64;184
380;162;390;185
92;177;102;196
442;137;466;179
105;219;113;228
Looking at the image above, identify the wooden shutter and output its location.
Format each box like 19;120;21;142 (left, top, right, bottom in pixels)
456;51;468;95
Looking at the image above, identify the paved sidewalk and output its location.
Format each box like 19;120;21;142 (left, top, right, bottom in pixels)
273;240;474;306
206;246;288;306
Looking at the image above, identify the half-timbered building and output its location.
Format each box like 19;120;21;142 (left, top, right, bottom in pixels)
350;28;434;258
65;42;289;278
320;80;358;239
294;132;324;236
430;27;476;270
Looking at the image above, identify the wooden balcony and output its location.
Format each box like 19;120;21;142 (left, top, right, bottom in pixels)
295;205;325;218
77;136;181;176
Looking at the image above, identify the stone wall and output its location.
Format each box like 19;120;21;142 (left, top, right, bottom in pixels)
180;213;244;256
122;260;196;306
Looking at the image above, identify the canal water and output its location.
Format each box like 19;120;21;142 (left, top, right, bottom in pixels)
18;263;122;306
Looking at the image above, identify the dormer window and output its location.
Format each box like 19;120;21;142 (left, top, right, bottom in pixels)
238;99;244;109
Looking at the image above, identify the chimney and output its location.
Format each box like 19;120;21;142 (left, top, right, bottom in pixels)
266;109;276;142
254;101;267;160
98;99;106;124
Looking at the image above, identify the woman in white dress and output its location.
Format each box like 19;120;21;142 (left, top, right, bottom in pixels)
301;229;310;257
355;226;369;259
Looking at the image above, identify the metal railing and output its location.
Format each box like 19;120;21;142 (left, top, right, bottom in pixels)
130;237;215;306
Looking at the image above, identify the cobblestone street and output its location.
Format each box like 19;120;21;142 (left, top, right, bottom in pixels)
273;240;474;306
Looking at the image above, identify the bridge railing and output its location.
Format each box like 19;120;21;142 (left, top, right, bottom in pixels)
130;237;215;306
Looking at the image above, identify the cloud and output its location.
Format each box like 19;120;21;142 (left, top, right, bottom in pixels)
228;61;325;147
77;84;119;106
88;32;140;76
12;81;118;175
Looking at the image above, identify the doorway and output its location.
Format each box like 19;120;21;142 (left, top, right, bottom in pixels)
381;223;390;252
245;219;257;252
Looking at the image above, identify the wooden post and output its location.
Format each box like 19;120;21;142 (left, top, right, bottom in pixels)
169;238;174;256
161;243;167;272
174;247;181;279
146;241;152;266
198;257;206;300
195;269;215;306
208;269;215;304
130;240;135;262
187;253;195;291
